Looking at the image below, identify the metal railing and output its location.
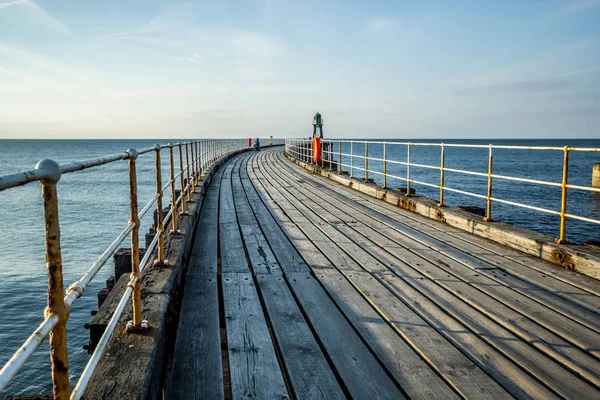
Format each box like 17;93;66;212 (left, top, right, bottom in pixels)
0;139;247;399
285;139;600;243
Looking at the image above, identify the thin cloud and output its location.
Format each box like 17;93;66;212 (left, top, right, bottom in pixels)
0;0;71;35
454;78;576;95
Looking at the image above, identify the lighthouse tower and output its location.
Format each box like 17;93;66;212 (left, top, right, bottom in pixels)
312;112;324;139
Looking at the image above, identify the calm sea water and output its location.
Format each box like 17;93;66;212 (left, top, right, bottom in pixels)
0;138;599;395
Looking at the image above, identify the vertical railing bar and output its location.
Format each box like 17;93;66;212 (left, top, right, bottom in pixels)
439;144;445;207
406;143;411;196
350;141;353;178
36;159;70;399
484;144;493;222
558;146;570;243
153;145;165;266
168;144;180;234
338;140;342;174
329;140;333;171
190;141;196;192
124;148;148;333
185;143;191;201
383;142;387;188
178;143;187;215
364;141;369;182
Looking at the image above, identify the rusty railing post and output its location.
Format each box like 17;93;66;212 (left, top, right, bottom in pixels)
168;143;180;234
195;141;200;183
185;142;191;201
484;145;493;221
439;144;445;207
178;143;188;215
321;140;325;168
200;140;204;177
35;159;70;400
125;149;148;332
364;142;369;182
406;143;411;196
153;145;165;266
557;146;570;243
190;141;196;192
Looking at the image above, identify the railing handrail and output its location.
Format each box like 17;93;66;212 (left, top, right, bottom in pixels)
306;139;600;152
284;138;600;245
0;139;251;398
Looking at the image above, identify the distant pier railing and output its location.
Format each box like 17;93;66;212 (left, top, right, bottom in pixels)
0;139;248;399
285;139;600;243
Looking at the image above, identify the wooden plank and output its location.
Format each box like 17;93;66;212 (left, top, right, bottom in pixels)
168;160;227;399
312;269;460;399
343;270;510;400
220;222;249;273
222;272;289;399
168;273;223;399
255;274;345;399
285;272;406;399
239;156;309;273
231;157;282;276
376;272;560;399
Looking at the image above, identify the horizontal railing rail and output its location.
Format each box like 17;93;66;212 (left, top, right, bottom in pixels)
0;138;254;399
285;139;600;244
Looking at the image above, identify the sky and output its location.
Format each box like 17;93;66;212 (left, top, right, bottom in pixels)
0;0;599;139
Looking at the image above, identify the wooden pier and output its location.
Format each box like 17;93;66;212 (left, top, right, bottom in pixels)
165;147;600;399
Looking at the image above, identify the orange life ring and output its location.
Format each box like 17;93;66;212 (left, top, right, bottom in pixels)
312;137;321;164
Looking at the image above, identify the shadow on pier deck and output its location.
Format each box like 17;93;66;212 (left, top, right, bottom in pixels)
167;148;600;399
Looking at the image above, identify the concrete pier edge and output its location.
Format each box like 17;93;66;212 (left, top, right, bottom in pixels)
284;152;600;281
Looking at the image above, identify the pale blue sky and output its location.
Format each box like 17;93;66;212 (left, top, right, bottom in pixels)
0;0;599;138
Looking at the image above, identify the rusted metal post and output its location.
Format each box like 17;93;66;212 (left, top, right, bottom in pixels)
364;142;369;182
383;142;387;188
168;144;180;234
125;149;147;331
321;140;325;168
199;141;204;177
406;143;411;197
185;142;191;200
438;144;445;207
190;141;196;191
484;145;493;222
178;143;188;215
153;145;165;266
195;141;200;182
558;146;570;243
36;159;70;400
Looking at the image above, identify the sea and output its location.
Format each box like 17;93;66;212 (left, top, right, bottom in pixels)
0;138;599;396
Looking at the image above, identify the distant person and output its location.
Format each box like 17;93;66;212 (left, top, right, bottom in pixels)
254;138;260;151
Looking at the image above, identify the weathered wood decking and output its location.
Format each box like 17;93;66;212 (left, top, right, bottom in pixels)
167;148;600;399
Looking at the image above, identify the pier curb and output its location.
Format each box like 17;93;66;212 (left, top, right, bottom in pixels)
284;152;600;281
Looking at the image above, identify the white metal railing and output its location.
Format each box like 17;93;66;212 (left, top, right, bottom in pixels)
285;139;600;243
0;139;249;399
